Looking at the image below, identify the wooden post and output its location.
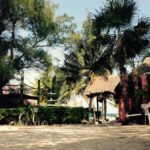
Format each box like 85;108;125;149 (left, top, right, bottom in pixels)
37;80;40;106
104;98;107;121
20;71;24;105
96;98;99;122
89;96;92;110
88;96;94;123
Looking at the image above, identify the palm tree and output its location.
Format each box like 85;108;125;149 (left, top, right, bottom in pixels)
37;66;65;103
60;16;113;102
120;17;150;68
93;0;150;71
92;0;150;118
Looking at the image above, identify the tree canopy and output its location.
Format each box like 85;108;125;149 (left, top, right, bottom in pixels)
93;0;150;70
0;0;75;90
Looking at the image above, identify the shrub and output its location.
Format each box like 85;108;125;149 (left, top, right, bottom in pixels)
38;106;87;124
0;106;88;125
63;107;86;124
0;108;25;124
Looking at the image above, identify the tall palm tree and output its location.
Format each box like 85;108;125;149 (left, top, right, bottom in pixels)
92;0;150;117
93;0;150;71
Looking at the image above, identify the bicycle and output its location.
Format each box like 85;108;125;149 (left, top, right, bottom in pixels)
19;106;40;125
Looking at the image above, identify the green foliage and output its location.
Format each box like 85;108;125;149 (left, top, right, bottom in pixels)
0;0;55;88
38;67;65;102
57;81;73;103
0;107;87;124
39;106;87;124
0;0;75;90
0;108;25;124
60;14;113;101
93;0;150;70
103;0;136;28
0;62;15;87
39;106;65;124
63;107;86;124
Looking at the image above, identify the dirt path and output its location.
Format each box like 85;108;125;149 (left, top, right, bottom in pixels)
0;124;150;150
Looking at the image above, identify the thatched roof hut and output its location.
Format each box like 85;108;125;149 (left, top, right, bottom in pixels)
84;74;120;123
84;75;120;96
137;57;150;75
143;57;150;65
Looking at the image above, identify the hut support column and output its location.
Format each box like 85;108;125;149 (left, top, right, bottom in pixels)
88;96;94;123
89;97;92;109
104;98;107;121
96;98;99;123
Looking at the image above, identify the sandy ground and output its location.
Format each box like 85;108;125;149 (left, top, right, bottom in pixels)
0;124;150;150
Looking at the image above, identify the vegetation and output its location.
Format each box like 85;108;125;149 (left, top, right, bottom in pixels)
0;0;75;92
37;0;150;103
59;15;113;102
38;67;65;103
93;0;150;71
0;107;87;124
0;0;150;118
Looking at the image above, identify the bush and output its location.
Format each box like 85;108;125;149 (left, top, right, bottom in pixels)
0;106;88;125
63;107;86;124
0;108;25;124
38;106;87;124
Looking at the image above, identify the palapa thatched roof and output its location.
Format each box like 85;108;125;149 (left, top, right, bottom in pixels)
143;57;150;65
137;57;150;75
84;75;120;96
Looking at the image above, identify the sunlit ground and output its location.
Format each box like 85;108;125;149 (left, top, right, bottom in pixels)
0;124;150;150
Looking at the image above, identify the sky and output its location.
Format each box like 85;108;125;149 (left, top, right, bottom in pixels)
54;0;150;30
54;0;106;30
